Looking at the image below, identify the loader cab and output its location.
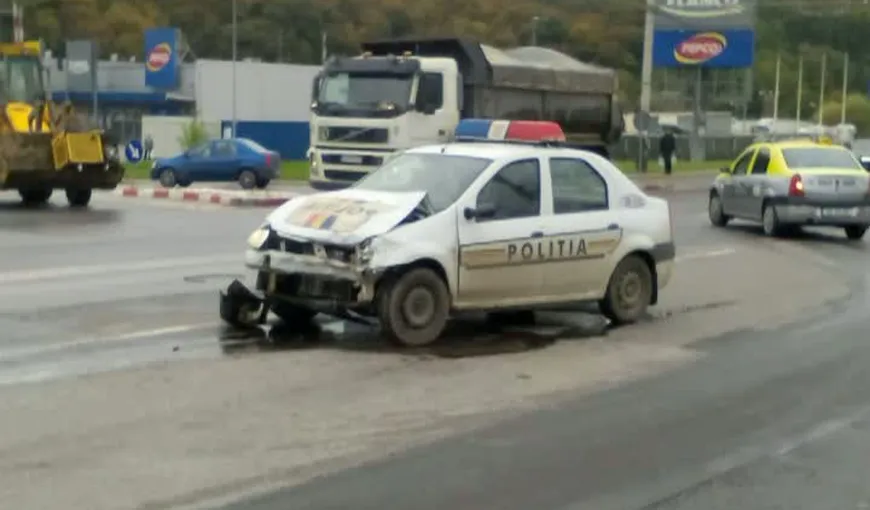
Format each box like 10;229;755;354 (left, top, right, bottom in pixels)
0;54;44;104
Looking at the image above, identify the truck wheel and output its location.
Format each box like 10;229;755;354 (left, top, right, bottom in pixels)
238;170;257;190
845;225;868;240
66;188;92;208
378;268;450;347
19;188;52;205
599;255;653;325
158;168;177;188
270;300;316;325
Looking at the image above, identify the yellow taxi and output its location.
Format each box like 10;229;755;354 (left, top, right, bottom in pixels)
708;138;870;239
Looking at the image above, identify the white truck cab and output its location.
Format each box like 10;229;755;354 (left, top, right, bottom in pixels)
307;38;623;190
223;120;674;347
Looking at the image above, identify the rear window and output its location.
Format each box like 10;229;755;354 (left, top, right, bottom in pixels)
238;138;270;153
781;147;861;170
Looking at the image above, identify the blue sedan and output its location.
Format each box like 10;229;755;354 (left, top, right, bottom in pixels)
150;138;281;189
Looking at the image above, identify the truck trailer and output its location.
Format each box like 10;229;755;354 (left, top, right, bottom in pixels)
308;37;624;189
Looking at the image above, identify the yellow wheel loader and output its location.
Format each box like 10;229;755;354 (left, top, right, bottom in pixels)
0;40;124;207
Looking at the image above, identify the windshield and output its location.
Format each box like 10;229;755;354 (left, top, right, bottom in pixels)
238;138;269;153
0;56;42;103
354;153;493;212
318;72;414;110
782;147;861;170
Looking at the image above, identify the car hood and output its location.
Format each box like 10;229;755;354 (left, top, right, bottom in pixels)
265;188;428;245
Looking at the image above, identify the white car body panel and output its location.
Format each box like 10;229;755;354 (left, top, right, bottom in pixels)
249;142;675;311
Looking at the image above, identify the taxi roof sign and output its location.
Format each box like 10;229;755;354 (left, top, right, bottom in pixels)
454;119;566;144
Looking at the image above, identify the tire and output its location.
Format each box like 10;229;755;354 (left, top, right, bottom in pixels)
270;300;316;324
66;188;92;207
238;169;257;190
256;178;270;189
158;168;177;188
378;268;451;347
177;180;192;188
599;255;654;325
18;188;52;205
844;225;868;240
708;192;730;227
761;203;782;237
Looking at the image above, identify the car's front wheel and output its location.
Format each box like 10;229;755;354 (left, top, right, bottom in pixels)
158;168;177;188
708;192;730;227
599;255;653;325
845;225;868;240
378;268;451;347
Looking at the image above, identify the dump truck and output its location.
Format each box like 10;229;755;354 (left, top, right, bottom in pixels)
308;37;624;189
0;40;123;207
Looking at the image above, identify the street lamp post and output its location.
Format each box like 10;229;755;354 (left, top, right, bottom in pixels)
231;0;237;137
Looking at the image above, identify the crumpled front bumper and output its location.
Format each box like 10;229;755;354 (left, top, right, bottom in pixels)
244;248;377;304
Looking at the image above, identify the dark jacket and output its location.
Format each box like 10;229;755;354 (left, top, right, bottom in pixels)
659;132;676;155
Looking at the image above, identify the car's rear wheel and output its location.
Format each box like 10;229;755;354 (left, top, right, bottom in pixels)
708;192;730;227
844;225;868;240
158;168;177;188
762;204;783;237
599;255;653;325
19;188;52;205
238;169;257;190
378;268;450;347
66;188;92;207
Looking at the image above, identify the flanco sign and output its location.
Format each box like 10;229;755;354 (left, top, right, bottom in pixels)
654;0;756;28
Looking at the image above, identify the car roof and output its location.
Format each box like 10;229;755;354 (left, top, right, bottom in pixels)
407;142;603;162
756;140;849;151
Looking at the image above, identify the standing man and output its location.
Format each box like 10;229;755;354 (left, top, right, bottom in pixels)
143;134;154;161
659;129;676;175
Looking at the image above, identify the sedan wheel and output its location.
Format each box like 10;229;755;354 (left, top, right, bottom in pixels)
762;205;781;237
158;168;177;188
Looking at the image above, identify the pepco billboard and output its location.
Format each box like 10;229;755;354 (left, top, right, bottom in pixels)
652;29;754;68
653;0;757;29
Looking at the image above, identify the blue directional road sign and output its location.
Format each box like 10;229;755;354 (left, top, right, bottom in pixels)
125;139;143;163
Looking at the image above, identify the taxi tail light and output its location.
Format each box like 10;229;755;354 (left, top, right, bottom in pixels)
788;173;805;197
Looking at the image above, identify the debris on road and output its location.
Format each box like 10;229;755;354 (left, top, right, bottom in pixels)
115;185;297;207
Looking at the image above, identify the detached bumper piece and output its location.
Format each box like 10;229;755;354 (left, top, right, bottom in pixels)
219;279;268;327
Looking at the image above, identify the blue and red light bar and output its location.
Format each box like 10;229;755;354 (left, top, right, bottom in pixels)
454;119;566;143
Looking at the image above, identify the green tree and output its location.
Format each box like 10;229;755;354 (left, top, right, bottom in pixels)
820;93;870;135
177;118;208;150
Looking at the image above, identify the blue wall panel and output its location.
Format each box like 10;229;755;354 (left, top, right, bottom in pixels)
221;121;310;160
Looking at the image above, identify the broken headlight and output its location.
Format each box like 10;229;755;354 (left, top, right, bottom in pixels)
356;238;375;264
247;226;271;250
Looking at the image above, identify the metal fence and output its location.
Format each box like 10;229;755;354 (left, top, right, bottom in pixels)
611;135;756;161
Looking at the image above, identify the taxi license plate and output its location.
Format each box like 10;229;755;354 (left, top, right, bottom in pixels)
340;155;363;164
820;207;857;217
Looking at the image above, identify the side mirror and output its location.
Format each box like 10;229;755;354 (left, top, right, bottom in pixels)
719;166;730;174
464;203;496;220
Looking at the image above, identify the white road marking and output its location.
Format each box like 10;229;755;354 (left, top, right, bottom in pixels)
675;247;736;262
0;254;241;284
0;323;215;361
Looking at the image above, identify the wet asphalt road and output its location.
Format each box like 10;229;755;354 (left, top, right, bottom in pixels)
218;202;870;510
1;188;869;509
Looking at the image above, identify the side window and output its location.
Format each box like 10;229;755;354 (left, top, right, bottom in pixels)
476;159;541;222
550;158;608;213
189;143;211;157
418;72;443;111
212;140;235;157
732;150;754;175
751;148;770;174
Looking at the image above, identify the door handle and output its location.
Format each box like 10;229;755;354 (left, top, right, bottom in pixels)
530;231;544;238
607;223;619;230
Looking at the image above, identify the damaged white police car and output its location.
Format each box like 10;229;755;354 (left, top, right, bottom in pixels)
220;120;676;347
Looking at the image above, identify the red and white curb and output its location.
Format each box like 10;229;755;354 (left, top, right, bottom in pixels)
115;186;297;207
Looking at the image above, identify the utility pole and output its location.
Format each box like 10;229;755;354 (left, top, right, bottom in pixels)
818;52;826;126
231;0;238;137
531;16;539;46
840;52;849;124
638;0;655;172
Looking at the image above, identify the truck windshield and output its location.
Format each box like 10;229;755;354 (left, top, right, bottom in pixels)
354;153;493;212
0;57;43;103
318;72;413;111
